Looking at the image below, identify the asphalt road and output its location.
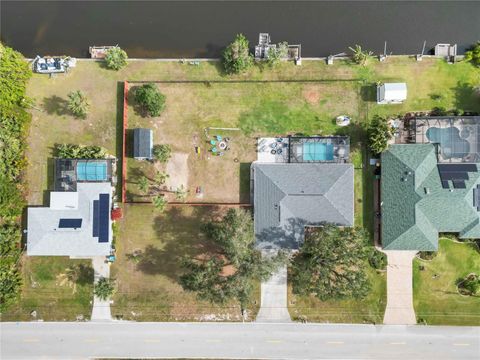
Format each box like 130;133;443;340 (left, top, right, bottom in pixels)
1;322;479;360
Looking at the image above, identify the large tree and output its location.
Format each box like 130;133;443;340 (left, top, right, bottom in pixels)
222;34;253;74
367;115;394;155
104;46;128;70
180;208;285;313
134;84;166;117
290;225;370;301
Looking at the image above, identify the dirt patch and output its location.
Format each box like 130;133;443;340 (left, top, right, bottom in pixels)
303;88;321;105
160;152;189;192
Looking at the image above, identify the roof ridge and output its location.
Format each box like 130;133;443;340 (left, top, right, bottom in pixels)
324;166;352;224
256;165;287;199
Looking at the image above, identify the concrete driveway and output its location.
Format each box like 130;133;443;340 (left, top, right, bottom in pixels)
90;256;112;321
383;250;417;325
256;265;291;323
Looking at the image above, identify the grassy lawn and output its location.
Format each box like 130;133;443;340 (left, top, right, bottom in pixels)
111;204;259;321
288;265;387;324
1;257;93;321
413;238;480;326
18;57;480;321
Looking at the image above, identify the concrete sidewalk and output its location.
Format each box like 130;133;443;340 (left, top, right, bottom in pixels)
90;256;112;321
383;251;417;325
256;265;291;323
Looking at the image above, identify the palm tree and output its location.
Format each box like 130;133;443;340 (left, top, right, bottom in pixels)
94;277;115;300
152;195;167;213
154;171;169;186
67;90;89;118
138;176;150;194
175;184;188;202
349;45;373;66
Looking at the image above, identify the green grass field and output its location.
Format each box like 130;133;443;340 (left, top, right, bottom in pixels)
15;57;480;321
413;238;480;326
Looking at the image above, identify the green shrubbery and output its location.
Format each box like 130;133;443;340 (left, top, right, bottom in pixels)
104;46;128;71
464;42;480;67
133;83;166;117
0;43;32;312
152;144;171;163
368;248;387;270
222;34;253;74
55;143;107;159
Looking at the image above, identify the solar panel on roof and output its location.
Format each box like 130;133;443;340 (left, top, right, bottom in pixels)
98;193;110;243
441;180;449;189
58;218;82;229
452;180;466;189
92;200;99;237
440;172;469;181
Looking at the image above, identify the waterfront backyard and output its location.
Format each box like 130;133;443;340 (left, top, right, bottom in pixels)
9;57;480;323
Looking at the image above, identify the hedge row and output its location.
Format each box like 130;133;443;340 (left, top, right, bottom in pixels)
0;44;32;312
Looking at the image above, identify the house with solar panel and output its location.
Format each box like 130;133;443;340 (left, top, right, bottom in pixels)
381;116;480;251
252;136;354;250
27;159;116;257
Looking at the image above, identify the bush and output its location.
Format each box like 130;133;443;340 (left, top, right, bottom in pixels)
134;84;166;117
55;144;107;159
67;90;89;118
349;44;373;66
93;277;116;300
152;144;171;163
457;273;480;296
464;42;480;67
267;41;289;67
368;248;387;270
222;34;253;74
104;46;128;70
367;115;394;155
417;251;437;261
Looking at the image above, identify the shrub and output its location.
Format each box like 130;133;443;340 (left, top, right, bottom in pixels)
267;41;289;67
464;42;480;67
55;144;107;159
67;90;89;118
222;34;253;74
134;84;166;117
367;115;394;155
457;273;480;296
104;46;128;70
152;144;171;163
349;44;373;66
368;248;387;270
417;251;437;261
94;277;115;300
152;195;167;212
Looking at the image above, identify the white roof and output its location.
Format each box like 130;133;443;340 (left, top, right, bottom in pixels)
27;183;112;257
382;83;407;100
50;191;78;210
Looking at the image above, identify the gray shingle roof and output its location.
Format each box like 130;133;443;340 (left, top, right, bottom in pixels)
253;163;354;250
133;128;153;159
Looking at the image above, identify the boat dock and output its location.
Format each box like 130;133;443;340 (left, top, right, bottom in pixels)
89;46;115;59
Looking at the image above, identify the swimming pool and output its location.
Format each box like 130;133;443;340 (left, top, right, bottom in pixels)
76;161;108;181
303;142;334;161
425;127;469;159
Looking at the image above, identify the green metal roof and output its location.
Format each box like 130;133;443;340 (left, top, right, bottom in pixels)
381;144;480;251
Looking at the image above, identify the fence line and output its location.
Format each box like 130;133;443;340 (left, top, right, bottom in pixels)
122;81;128;203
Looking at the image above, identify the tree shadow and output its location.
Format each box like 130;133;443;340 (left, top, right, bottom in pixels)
454;82;480;114
42;95;69;116
239;162;251;203
75;263;94;286
335;123;366;152
360;84;376;102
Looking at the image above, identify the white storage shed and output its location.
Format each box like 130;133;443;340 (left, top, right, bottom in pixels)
377;83;407;104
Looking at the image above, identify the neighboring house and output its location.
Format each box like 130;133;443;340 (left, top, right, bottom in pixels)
381;144;480;251
133;128;153;160
377;82;407;104
252;162;354;250
27;159;115;257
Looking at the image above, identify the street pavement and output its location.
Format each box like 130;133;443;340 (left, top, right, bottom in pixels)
1;322;479;359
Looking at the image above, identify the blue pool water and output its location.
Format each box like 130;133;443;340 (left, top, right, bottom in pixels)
76;161;108;181
303;143;334;161
425;127;469;159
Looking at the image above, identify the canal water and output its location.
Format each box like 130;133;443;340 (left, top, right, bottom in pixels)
1;1;479;58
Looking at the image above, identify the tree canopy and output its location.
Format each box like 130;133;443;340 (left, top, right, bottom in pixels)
104;46;128;70
55;143;107;159
267;41;289;67
180;208;285;312
367;115;394;155
134;84;166;117
290;225;370;301
349;45;373;66
222;34;253;74
152;144;171;162
464;42;480;67
67;90;89;118
94;277;116;300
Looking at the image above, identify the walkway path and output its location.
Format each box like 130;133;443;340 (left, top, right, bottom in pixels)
90;256;112;321
383;251;417;325
256;265;291;323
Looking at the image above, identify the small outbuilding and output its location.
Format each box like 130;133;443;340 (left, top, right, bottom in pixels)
377;83;407;104
133;128;153;160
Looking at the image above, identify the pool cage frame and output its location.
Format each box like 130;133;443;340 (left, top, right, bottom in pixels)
413;116;480;163
287;136;350;163
54;159;114;191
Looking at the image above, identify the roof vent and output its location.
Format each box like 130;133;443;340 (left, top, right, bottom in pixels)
424;187;430;195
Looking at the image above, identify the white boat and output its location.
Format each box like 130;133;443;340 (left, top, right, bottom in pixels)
33;56;76;74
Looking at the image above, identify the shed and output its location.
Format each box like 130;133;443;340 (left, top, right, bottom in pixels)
133;128;153;160
377;83;407;104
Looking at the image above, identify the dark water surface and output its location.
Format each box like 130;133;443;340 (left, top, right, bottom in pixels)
1;1;479;58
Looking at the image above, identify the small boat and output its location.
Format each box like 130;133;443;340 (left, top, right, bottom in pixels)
89;45;115;59
33;56;76;74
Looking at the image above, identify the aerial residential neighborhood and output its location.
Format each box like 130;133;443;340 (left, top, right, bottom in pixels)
1;1;479;359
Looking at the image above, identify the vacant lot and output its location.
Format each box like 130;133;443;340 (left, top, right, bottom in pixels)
111;204;259;321
287;265;386;324
413;238;480;326
1;257;93;321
